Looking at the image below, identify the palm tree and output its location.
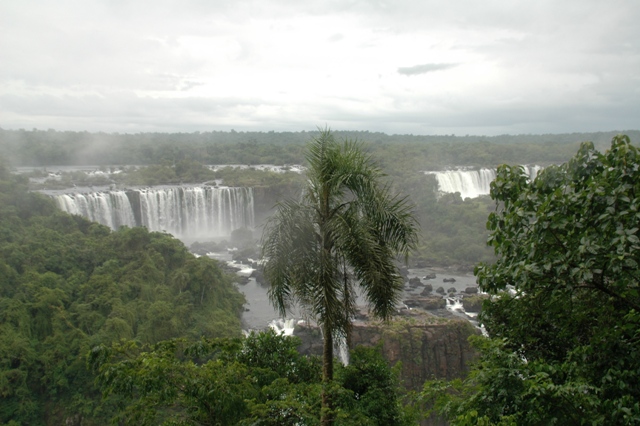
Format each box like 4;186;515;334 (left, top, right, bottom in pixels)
261;129;418;425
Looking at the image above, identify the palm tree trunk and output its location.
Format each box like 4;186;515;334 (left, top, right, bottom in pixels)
320;173;335;425
343;261;352;361
321;321;335;426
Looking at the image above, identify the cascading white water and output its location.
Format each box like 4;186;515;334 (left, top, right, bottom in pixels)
136;186;254;240
445;297;465;313
431;169;496;199
269;318;297;336
268;318;350;365
426;165;542;199
55;191;137;230
336;335;350;366
52;186;255;240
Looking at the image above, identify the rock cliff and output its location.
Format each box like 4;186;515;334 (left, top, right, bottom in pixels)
294;310;479;391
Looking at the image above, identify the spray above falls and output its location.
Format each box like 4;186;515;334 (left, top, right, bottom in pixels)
52;186;255;241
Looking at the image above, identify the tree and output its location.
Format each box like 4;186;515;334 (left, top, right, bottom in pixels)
335;345;415;426
0;164;248;424
261;129;418;425
424;135;640;425
89;330;416;426
89;338;255;426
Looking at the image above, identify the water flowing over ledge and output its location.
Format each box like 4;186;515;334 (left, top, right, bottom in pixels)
49;185;255;241
425;165;542;199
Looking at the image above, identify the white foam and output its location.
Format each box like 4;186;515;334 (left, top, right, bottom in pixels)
269;318;296;336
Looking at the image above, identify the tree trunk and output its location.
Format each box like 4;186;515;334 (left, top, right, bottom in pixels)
321;321;335;426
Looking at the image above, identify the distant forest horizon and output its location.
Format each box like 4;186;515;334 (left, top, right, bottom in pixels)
1;127;639;169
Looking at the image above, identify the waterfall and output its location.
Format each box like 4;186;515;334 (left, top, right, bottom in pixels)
430;169;496;199
426;165;542;199
269;318;297;336
55;191;137;230
52;186;255;241
336;335;350;366
445;297;465;313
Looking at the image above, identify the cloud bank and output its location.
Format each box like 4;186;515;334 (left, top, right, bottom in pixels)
0;0;638;135
397;63;458;76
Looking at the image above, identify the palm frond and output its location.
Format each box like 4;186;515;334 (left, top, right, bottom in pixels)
261;127;419;351
261;199;318;317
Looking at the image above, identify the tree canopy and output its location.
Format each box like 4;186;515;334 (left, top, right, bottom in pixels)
88;330;414;426
261;129;419;425
424;135;640;425
4;127;634;169
0;156;417;425
0;161;245;424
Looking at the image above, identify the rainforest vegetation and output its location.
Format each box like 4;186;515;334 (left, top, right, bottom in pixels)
1;130;639;425
88;330;415;425
260;130;419;425
0;158;415;425
423;135;640;425
2;128;637;168
7;127;626;269
0;163;245;423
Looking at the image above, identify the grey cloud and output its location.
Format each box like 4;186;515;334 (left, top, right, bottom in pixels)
179;81;206;91
2;87;638;136
287;91;640;136
0;91;284;132
397;63;458;76
2;0;639;136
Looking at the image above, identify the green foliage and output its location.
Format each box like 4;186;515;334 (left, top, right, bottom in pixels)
3;127;634;168
422;336;599;425
237;329;321;385
11;128;623;268
261;129;419;424
335;345;416;426
262;129;419;330
412;189;496;268
0;164;245;425
89;338;254;426
212;165;306;188
113;160;218;185
426;135;640;425
89;330;412;426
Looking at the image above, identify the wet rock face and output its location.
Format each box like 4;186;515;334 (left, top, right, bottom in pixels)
408;276;422;286
404;297;446;310
461;294;489;313
356;319;479;390
294;323;324;356
294;313;479;391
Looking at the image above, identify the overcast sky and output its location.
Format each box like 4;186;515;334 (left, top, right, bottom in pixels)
1;0;639;136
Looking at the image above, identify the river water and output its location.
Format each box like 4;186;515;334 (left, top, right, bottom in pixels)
206;250;481;331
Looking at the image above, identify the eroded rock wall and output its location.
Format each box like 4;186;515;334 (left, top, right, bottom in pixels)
295;313;479;391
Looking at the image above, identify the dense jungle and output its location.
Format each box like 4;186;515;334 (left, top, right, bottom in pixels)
5;128;638;268
1;129;639;425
